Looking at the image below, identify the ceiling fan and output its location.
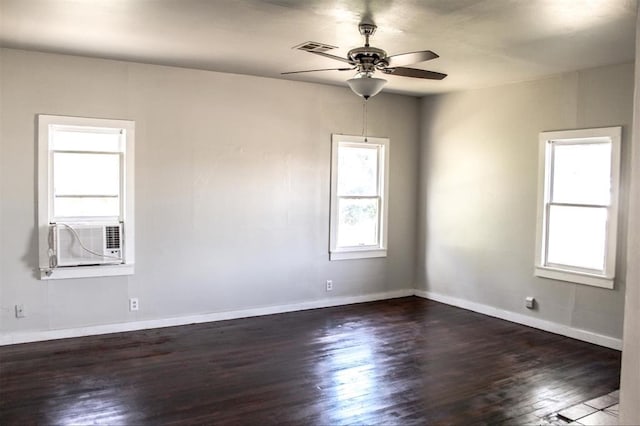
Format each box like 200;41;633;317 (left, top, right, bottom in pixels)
283;22;447;99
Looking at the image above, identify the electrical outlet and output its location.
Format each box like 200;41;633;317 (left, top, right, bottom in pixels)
15;304;25;318
129;298;139;311
326;280;333;292
525;296;535;309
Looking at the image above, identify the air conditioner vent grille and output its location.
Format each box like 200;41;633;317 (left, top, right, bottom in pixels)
53;222;123;266
293;41;338;52
105;225;120;249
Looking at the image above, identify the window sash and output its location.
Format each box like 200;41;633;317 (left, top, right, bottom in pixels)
336;142;381;197
534;127;621;288
548;140;612;206
50;150;124;221
543;203;609;273
329;134;389;260
336;195;381;249
543;141;612;272
335;143;382;249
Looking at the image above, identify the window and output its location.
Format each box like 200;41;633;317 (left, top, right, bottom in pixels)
37;115;135;279
535;127;621;288
330;134;389;260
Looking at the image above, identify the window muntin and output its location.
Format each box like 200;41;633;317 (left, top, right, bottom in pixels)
330;135;389;260
535;127;621;288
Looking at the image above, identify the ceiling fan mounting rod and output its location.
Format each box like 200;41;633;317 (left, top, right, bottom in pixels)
359;23;377;48
350;23;388;72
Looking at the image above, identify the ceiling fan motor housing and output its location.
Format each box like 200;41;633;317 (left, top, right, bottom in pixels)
348;46;388;73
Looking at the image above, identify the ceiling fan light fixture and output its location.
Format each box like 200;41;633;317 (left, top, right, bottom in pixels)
347;74;387;100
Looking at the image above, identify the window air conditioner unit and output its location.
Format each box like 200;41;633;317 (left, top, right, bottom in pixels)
53;222;123;267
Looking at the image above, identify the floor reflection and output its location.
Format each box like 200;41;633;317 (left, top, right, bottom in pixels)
48;376;134;425
1;298;621;424
314;322;388;423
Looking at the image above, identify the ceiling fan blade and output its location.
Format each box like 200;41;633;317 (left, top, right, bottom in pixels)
386;50;439;67
382;67;447;80
308;50;355;64
282;67;356;75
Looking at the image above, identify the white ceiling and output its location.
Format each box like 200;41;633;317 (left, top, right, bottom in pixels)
0;0;636;96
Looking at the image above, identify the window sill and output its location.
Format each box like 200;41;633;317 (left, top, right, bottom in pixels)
40;264;134;280
534;266;613;289
330;248;387;261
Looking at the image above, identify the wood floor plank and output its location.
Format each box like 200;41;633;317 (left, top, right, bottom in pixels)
0;297;620;424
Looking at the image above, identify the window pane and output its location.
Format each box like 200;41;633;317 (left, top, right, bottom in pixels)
53;152;120;196
547;205;607;271
337;145;378;196
54;197;120;218
552;142;611;205
337;198;379;247
51;128;123;152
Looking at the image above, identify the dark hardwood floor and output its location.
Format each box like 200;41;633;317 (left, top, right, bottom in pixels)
0;297;621;425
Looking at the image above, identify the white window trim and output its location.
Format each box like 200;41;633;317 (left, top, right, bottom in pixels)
329;134;389;261
534;126;621;289
37;115;135;280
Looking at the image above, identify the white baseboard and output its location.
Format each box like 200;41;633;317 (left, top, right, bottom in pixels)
0;289;414;346
4;289;621;350
414;289;622;350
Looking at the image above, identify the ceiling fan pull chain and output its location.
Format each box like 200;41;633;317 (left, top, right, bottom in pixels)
362;98;368;142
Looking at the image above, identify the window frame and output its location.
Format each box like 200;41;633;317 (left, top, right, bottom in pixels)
329;134;389;261
37;115;135;280
534;127;621;289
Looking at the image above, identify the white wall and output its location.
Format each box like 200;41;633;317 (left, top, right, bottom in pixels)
1;46;635;359
619;6;640;424
0;48;419;339
417;63;634;342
